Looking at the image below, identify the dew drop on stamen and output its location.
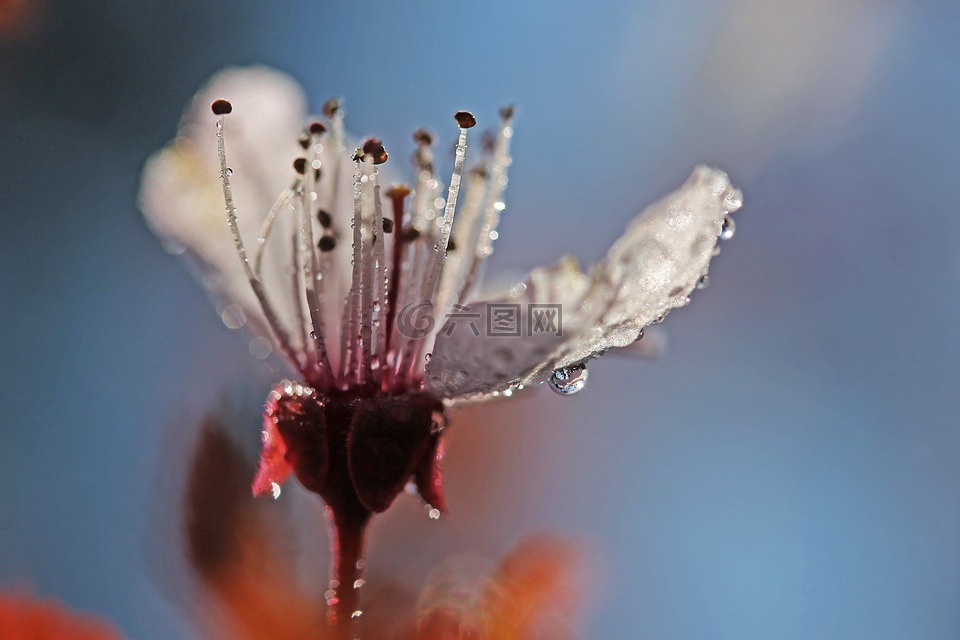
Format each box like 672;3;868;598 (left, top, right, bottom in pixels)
696;274;710;289
549;362;588;396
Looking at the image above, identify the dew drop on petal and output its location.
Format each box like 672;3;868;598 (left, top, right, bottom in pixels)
270;482;281;500
549;363;589;396
428;507;441;520
720;215;736;240
696;274;710;289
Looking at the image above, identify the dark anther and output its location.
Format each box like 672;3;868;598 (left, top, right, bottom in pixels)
499;104;515;120
454;111;477;129
323;98;341;118
298;136;310;150
317;209;332;228
382;218;394;234
309;121;327;135
317;235;337;252
402;227;421;243
362;137;389;165
447;237;457;252
211;99;232;115
314;168;321;181
413;128;433;146
386;184;412;200
293;158;307;174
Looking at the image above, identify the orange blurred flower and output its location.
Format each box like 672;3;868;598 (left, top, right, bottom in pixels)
0;593;121;640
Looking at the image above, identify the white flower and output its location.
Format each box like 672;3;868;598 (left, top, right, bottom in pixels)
139;65;742;634
140;66;742;406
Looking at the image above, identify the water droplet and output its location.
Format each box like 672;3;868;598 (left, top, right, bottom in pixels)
720;215;735;240
353;579;366;589
424;352;432;362
428;508;441;520
549;363;588;396
225;167;233;177
270;482;281;499
430;407;447;434
696;275;709;289
351;610;363;619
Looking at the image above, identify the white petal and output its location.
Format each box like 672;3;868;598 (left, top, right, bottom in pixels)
139;67;309;364
425;166;741;400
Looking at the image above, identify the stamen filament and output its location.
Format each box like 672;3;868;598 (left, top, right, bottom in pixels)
300;138;334;383
342;157;365;386
215;113;303;373
458;109;513;302
359;161;376;384
369;168;388;384
399;117;472;385
382;186;409;389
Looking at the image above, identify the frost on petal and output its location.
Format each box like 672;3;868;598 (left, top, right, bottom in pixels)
139;67;309;366
425;166;742;400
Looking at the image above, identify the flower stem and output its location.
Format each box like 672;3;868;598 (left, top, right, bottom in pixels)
326;506;371;640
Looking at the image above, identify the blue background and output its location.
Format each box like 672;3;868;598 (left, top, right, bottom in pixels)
1;0;958;637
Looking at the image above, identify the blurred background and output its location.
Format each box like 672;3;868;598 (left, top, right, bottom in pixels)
1;0;958;638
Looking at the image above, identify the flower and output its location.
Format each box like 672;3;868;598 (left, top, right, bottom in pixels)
0;592;122;640
139;66;741;636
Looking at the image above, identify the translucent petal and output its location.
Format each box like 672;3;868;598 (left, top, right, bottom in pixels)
140;67;310;367
425;166;742;400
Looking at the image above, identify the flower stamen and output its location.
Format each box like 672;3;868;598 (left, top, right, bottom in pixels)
300;126;334;384
397;111;473;386
458;105;514;302
212;100;304;372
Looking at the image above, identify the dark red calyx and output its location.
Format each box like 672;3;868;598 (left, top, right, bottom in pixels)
414;433;448;513
348;394;444;513
263;387;446;516
270;388;329;495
